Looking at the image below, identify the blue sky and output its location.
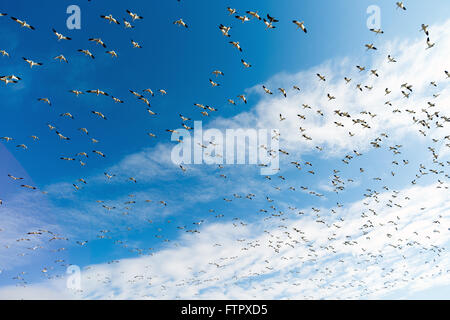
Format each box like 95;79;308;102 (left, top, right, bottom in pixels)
0;0;449;299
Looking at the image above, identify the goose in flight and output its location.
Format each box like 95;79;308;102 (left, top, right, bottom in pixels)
8;174;24;181
179;114;191;121
89;38;106;48
209;79;220;87
344;77;351;83
16;144;27;149
131;39;142;48
212;70;224;77
21;185;37;190
262;85;273;95
23;57;42;68
365;43;377;51
227;7;236;15
420;24;429;36
100;14;120;24
293;85;301;91
356;65;365;72
266;14;279;23
52;29;71;41
237;94;247;104
292;20;307;33
236;15;250;23
123;19;134;29
241;59;251;68
104;172;116;179
93;150;106;158
370;28;384;34
396;2;406;10
174;19;188;28
387;55;397;62
55;131;70;140
53;54;68;63
60;157;75;161
78;49;94;59
262;19;276;29
142;88;154;96
229;41;242;52
38;98;51;105
445;70;449;78
245;11;261;20
69;90;84;96
112;96;123;103
11;17;35;30
126;10;143;21
106;50;118;57
91;111;107;120
87;89;108;96
1;76;17;85
60;112;74;119
316;73;326;81
219;24;231;37
279;88;287;97
426;37;435;49
0;49;9;57
130;90;143;98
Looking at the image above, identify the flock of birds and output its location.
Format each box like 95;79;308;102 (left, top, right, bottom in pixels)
0;1;449;299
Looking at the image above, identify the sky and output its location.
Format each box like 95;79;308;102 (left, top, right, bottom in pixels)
0;0;449;299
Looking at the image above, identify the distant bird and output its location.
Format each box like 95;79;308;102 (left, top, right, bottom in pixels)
78;49;94;59
91;111;107;120
52;28;71;41
229;41;242;52
219;24;231;37
246;11;261;20
227;7;236;15
426;37;435;49
262;85;273;95
293;20;307;33
396;2;406;10
241;59;251;68
89;38;106;48
174;19;188;28
420;24;429;36
106;50;118;57
131;39;142;48
38;98;51;105
100;14;120;24
23;57;42;68
387;55;397;63
54;54;68;63
236;15;250;23
126;10;143;21
123;19;134;29
11;17;35;30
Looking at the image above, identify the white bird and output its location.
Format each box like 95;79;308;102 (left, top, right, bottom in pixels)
126;10;143;21
52;28;71;41
23;57;42;68
78;49;95;59
292;20;307;33
174;19;188;28
11;17;35;30
100;14;120;24
396;2;406;10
